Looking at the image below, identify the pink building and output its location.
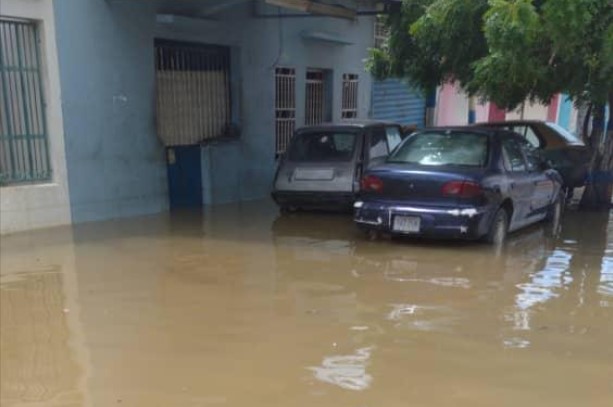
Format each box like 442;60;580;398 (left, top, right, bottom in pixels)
435;83;577;132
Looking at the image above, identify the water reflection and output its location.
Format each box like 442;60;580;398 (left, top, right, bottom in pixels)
386;304;457;333
308;347;374;391
600;219;613;298
0;269;83;406
0;203;611;406
514;249;573;311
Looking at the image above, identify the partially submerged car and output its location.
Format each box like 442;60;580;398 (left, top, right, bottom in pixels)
354;128;564;244
475;121;590;191
272;121;403;211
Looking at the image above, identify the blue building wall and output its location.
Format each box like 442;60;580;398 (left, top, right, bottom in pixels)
53;0;375;216
557;95;573;131
53;0;167;223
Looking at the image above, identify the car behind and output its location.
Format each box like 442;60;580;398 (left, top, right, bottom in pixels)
475;121;590;191
272;122;403;211
354;128;564;244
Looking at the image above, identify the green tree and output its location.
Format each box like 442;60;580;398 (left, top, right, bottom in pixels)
369;0;613;209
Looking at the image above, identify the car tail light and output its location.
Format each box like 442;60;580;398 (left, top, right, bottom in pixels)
361;175;384;192
441;181;482;198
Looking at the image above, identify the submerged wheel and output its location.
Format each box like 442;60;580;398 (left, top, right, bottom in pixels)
485;208;509;245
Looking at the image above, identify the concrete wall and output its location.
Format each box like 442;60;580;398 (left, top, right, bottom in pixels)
52;0;168;223
506;101;550;121
435;83;469;126
1;0;71;234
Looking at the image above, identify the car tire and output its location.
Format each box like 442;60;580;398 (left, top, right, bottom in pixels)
485;208;509;245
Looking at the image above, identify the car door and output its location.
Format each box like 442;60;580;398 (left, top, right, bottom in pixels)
384;125;403;153
501;136;535;230
366;126;390;168
517;138;555;218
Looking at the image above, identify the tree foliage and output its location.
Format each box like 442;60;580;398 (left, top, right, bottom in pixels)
369;0;613;209
368;0;613;111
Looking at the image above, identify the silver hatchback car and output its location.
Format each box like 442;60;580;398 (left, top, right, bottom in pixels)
272;121;404;211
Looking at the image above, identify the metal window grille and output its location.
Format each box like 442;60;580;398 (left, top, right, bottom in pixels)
374;15;389;48
155;40;232;146
341;74;358;120
305;69;325;126
0;18;51;186
274;67;296;154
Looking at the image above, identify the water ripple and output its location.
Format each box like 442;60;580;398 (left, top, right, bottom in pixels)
515;249;573;311
308;347;373;391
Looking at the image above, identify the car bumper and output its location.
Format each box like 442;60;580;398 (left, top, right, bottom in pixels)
272;190;355;209
353;200;493;239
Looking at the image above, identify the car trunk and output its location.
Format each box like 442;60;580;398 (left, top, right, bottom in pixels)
362;164;485;206
275;161;357;192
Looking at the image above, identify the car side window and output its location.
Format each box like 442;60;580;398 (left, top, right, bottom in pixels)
511;125;541;148
385;126;403;152
502;138;527;172
369;127;389;160
524;126;541;148
517;139;542;172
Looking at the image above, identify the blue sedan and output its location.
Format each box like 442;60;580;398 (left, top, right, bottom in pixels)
353;128;564;244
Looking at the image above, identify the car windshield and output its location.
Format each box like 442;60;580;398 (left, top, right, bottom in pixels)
544;122;584;145
288;131;357;162
388;131;489;167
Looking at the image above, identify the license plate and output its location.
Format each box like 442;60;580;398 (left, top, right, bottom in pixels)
294;168;334;180
393;216;421;233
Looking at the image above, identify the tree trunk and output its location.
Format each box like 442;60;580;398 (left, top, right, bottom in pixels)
579;95;613;211
578;103;592;143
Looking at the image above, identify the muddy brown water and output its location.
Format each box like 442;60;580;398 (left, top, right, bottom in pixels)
1;201;612;406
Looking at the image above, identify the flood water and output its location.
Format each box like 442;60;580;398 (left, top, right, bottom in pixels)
1;201;612;406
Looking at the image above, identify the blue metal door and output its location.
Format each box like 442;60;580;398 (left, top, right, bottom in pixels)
166;145;202;209
372;79;426;126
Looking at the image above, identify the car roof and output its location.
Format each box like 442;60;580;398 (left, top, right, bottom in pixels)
297;120;400;132
417;126;497;135
475;120;551;126
415;126;525;140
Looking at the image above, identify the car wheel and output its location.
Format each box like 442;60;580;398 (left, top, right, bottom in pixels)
485;208;509;245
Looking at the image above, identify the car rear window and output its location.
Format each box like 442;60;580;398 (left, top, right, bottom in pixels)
288;131;357;162
388;131;489;167
544;122;584;145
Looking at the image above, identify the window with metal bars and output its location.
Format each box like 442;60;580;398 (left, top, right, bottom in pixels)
341;74;358;120
0;18;51;186
274;67;296;155
155;40;232;146
305;69;331;126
